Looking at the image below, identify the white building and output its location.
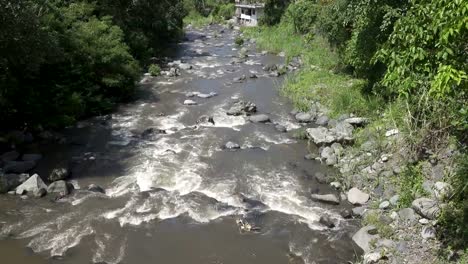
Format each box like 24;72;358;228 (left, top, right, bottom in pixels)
235;1;265;26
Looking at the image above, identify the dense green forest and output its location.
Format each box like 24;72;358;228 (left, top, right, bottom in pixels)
0;0;186;129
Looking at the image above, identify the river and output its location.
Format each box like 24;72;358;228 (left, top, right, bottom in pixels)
0;25;360;264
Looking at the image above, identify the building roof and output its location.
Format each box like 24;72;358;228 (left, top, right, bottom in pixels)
235;3;265;9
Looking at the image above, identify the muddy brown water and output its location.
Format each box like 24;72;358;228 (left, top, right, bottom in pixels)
0;25;361;264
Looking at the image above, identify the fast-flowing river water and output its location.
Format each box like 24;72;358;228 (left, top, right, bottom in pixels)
0;25;360;264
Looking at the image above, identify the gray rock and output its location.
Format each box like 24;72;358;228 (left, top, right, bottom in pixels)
224;141;240;150
310;194;340;205
314;172;328;183
88;184;105;193
422;180;434;195
352;225;379;253
389;195;400;206
419;218;430;225
15;174;47;195
34;188;47;198
398;208;417;222
4;161;36;173
186;92;196;97
332;122;354;141
321;147;337;166
433;182;452;200
233;75;246;82
412;198;440;219
363;251;385;264
0;173;29;193
379;201;390;210
330;182;341;189
315;115;329;126
249;114;270;123
226;101;257;116
197;115;215;125
1;150;20;162
421;226;436;239
306;127;337;145
319;214;336;228
275;124;287;133
167;67;180;77
352;206;367;217
340;209;352;219
295;112;314;123
21;154;43;162
330;143;344;156
197;92;218;99
347;188;370;205
48;168;69;182
262;64;277;72
345;117;368;126
385;129;399;137
183;99;197;105
249;73;257;79
47;180;71;195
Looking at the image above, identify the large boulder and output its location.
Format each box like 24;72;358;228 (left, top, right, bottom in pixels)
306;127;337;145
321;147;337;166
226;101;257;116
412;198;440;219
3;160;36;173
15;174;47;195
310;193;340;205
352;225;380;253
0;173;28;193
249;114;270;123
48;168;69;182
347;187;370;205
295;112;314;123
398;208;418;222
47;180;71;195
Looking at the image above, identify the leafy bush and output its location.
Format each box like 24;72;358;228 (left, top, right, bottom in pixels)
213;3;235;20
234;36;244;46
284;0;318;34
148;64;161;76
261;0;292;26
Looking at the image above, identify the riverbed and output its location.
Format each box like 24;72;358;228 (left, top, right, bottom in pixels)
0;25;360;264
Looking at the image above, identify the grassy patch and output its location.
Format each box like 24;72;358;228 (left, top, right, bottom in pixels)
362;211;394;238
242;24;305;61
183;11;214;28
396;163;428;208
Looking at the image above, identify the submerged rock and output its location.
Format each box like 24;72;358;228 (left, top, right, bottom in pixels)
34;188;47;198
310;193;340;205
183;99;197;105
249;114;270;123
226;101;257;116
88;184;105;194
197;115;215;125
15;174;47;195
319;214;336;228
224;142;240;150
275;124;287;133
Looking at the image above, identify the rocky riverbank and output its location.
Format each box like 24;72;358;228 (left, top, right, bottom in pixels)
288;101;460;263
